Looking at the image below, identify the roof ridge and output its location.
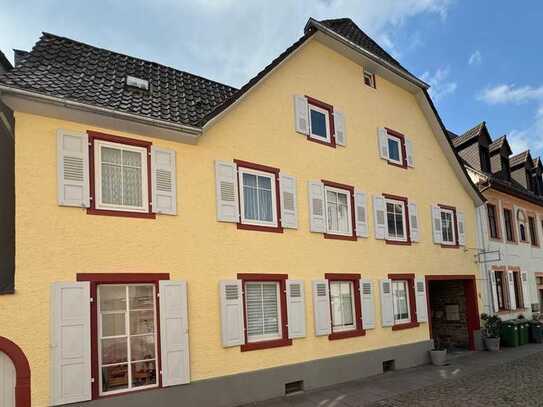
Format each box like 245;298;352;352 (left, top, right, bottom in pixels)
39;32;238;91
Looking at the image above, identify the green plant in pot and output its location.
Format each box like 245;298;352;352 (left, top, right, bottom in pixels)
481;313;501;351
429;338;447;366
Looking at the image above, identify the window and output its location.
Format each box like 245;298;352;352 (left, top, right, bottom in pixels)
329;280;356;332
392;280;411;324
386;133;403;165
494;271;507;311
94;140;149;213
487;204;500;239
238;167;278;228
479;147;491;172
244;281;281;343
385;198;407;242
308;102;331;143
363;70;375;88
513;271;524;309
517;209;528;242
98;284;158;395
529;216;539;246
325;186;353;236
503;208;515;242
501;157;511;179
440;208;456;245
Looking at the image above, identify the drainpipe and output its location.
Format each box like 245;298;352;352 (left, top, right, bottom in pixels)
476;204;495;315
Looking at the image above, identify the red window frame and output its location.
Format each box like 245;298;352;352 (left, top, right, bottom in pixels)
87;131;155;219
487;203;501;240
306;96;336;148
438;204;459;249
76;273;170;400
384;128;408;169
383;193;411;246
234;159;283;234
237;273;292;351
503;208;517;243
325;273;365;340
388;273;419;331
321;180;357;241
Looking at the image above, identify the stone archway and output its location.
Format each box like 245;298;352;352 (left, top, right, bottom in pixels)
0;337;30;407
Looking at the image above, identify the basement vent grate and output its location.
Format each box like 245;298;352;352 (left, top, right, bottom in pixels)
285;380;304;395
382;360;395;373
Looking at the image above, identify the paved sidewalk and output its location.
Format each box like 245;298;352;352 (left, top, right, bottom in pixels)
239;344;543;407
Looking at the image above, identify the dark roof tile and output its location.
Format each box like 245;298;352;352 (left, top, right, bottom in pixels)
451;121;485;147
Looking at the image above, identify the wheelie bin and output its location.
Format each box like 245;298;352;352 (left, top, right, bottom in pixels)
501;320;520;347
529;320;543;343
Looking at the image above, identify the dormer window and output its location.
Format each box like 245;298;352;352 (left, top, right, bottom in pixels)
126;75;150;91
501;156;510;179
479;147;491;172
363;70;376;89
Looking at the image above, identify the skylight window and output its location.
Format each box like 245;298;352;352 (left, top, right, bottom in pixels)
126;75;149;91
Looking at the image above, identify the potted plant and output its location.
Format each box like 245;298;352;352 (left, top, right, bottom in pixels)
481;313;501;351
429;338;447;366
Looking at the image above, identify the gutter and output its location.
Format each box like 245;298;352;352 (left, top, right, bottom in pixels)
0;85;203;136
305;19;430;90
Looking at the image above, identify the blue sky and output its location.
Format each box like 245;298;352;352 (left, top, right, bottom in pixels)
2;1;543;157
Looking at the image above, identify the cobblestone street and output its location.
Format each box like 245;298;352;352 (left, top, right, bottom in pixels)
242;344;543;407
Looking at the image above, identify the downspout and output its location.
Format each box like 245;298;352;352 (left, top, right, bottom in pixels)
476;203;495;315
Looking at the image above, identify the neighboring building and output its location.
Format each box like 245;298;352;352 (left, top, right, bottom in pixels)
450;122;543;319
0;50;13;73
0;18;484;407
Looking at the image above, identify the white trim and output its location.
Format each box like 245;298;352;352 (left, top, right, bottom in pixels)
308;103;331;143
94;140;149;213
238;167;278;227
439;208;457;245
385;132;403;165
244;281;282;343
384;198;407;242
391;280;411;325
329;280;357;333
324;185;353;236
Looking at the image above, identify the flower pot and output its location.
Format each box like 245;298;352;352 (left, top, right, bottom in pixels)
429;349;447;366
484;337;500;352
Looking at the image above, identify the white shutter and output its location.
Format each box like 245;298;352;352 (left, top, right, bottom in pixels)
286;280;306;339
405;138;415;167
0;351;15;407
159;280;190;386
490;270;500;313
373;195;386;240
50;282;91;406
151;147;176;215
414;277;428;322
354;191;369;238
378;127;389;160
360;279;375;329
432;206;443;244
334;109;346;146
219;280;245;347
521;271;530;308
294;95;309;135
312;280;331;336
408;202;420;242
280;174;298;229
507;270;516;310
380;279;394;327
215;161;239;223
308;181;325;233
457;212;466;246
57;130;90;208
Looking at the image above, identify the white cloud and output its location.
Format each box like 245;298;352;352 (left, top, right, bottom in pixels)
477;84;543;105
468;50;481;66
508;106;543;154
420;67;457;101
0;0;453;87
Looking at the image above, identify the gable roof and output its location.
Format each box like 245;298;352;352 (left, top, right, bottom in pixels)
489;136;512;155
450;121;486;147
0;33;237;127
510;150;533;168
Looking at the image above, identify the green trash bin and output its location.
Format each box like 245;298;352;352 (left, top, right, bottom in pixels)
518;320;530;345
501;320;520;347
529;320;543;343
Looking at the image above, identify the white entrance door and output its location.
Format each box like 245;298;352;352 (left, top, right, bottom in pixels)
0;351;15;407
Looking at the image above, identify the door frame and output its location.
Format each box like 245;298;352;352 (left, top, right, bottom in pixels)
0;336;30;407
425;275;480;351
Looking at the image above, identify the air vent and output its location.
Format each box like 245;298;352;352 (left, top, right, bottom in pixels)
285;380;304;395
382;360;395;373
126;75;149;91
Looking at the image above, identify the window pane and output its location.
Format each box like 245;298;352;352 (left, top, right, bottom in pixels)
122;150;142;168
243;173;257;188
338;203;349;233
393;281;409;321
102;364;128;393
310;109;327;138
122;166;142;207
395;213;404;238
245;282;279;341
102;313;126;337
131;361;157;388
102;163;123;205
102;146;122;164
101;337;128;365
258;188;273;222
327;202;339;232
130;334;156;361
262;283;279;335
327;190;337;204
129;286;154;310
246;283;264;337
243;182;258;220
100;286;126;312
388;138;400;161
257;175;271;190
130;310;155;335
338;193;348;206
340;282;354;326
330;282;343;327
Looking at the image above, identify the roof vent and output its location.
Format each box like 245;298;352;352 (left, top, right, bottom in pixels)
126;75;149;91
